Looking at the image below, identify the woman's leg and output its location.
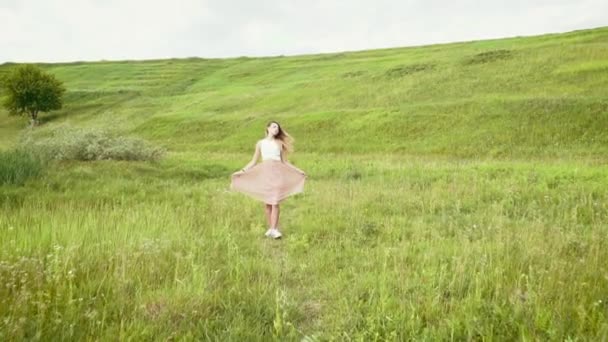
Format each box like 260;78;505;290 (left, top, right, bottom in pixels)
264;204;272;227
270;204;280;229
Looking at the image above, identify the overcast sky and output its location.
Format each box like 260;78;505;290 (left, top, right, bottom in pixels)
1;0;607;63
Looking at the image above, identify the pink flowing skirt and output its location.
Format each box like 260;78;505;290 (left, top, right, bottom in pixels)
230;160;306;205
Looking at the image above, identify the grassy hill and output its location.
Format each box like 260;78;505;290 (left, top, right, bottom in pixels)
1;27;607;340
1;26;607;158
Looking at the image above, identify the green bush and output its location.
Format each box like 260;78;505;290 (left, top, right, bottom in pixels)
18;124;166;162
0;149;44;186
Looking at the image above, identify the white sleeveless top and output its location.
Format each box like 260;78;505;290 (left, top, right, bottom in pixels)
260;139;282;161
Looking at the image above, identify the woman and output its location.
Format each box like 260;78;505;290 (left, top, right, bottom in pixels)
230;121;307;239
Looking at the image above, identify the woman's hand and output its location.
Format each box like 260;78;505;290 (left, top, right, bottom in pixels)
293;167;306;177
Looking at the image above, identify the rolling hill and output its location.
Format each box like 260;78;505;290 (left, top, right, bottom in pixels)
1;26;607;159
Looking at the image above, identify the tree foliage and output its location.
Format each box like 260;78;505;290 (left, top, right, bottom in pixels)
2;64;66;126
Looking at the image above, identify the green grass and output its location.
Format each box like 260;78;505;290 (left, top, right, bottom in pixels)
1;26;608;340
0;149;45;186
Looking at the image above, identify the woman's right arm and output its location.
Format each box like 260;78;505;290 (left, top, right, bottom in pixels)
236;141;261;174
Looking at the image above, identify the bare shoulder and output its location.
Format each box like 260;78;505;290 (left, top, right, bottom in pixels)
254;139;264;150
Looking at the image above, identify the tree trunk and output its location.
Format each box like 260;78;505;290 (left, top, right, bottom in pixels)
29;111;39;127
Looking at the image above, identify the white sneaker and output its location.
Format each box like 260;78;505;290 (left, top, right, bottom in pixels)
269;228;282;239
264;228;273;237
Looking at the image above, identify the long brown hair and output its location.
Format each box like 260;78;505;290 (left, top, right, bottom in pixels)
266;121;294;155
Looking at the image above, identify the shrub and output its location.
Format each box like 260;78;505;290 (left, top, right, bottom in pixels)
18;123;166;162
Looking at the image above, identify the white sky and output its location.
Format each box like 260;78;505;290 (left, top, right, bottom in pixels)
1;0;607;63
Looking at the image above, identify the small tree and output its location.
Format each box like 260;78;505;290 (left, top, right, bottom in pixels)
1;64;66;127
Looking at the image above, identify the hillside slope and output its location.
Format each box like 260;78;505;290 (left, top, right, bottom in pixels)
1;26;607;159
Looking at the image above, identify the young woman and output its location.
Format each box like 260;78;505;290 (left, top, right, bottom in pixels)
230;121;307;239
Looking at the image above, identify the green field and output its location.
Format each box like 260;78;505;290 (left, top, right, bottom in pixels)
1;26;607;340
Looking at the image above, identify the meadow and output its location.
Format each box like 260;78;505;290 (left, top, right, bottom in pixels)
1;26;607;340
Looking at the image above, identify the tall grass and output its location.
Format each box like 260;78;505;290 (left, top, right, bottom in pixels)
1;153;607;340
0;149;44;186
